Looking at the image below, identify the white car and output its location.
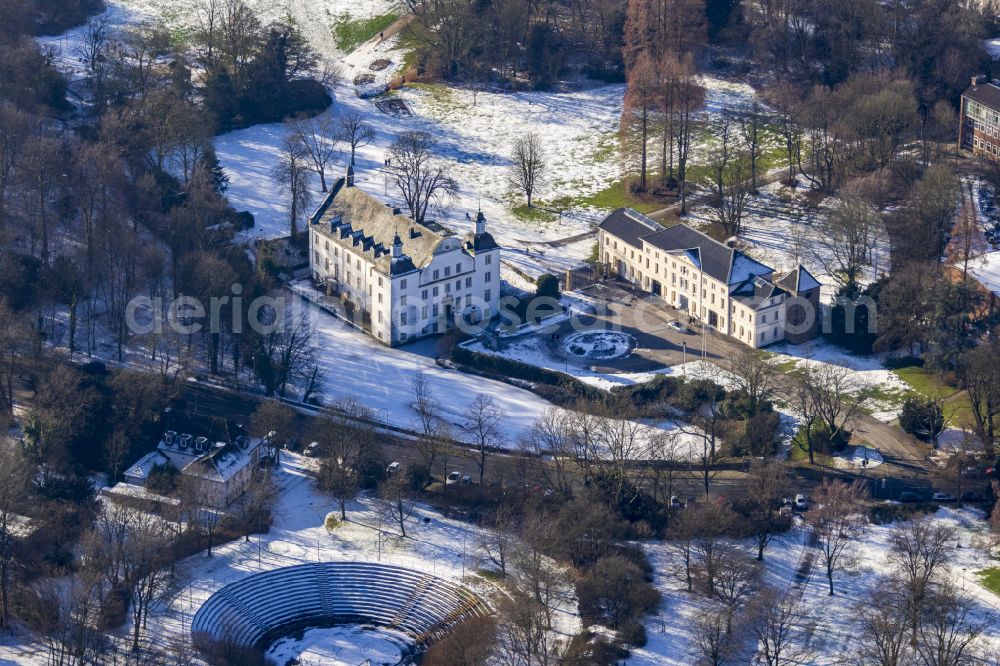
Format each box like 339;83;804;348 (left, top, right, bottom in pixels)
303;441;320;457
794;494;809;511
386;462;401;475
446;471;462;485
668;321;689;334
932;492;956;502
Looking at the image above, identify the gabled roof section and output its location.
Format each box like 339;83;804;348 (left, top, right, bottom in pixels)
776;264;822;293
597;208;665;248
728;252;774;286
643;223;747;283
182;441;257;483
963;81;1000;111
124;451;170;481
311;178;457;275
729;274;787;310
598;212;779;285
683;248;701;269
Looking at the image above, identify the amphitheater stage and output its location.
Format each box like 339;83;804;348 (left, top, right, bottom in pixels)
191;561;492;663
266;624;411;665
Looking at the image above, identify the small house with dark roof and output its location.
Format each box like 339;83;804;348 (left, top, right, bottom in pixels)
960;76;1000;159
598;208;820;347
308;166;501;346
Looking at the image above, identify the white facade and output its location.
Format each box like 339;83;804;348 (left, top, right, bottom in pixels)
598;209;820;348
309;171;501;346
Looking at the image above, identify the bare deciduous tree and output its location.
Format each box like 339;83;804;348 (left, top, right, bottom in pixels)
889;517;955;635
704;111;753;237
806;478;868;595
692;500;736;596
337;112;375;165
463;393;503;485
853;577;913;666
729;347;777;415
271;135;312;236
0;441;31;628
812;185;881;294
691;604;737;666
379;473;415;537
714;547;759;634
385;131;457;224
479;504;517;578
120;511;174;652
915;583;990;666
507;133;545;208
519;408;577;499
743;459;790;560
289;114;339;192
746;586;815;666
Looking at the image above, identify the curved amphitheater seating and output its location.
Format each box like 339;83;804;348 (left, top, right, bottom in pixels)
191;562;492;651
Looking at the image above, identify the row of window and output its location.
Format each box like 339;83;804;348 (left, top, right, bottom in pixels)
975;137;1000;157
967;100;1000;127
397;291;491;326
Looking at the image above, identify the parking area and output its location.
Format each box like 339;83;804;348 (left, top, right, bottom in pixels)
547;281;743;373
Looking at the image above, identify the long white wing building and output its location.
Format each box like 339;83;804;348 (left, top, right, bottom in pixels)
598;208;821;347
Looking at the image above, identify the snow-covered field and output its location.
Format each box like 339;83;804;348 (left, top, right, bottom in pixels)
969;251;1000;297
631;507;1000;665
685;180;891;303
291;285;705;459
767;338;912;423
148;450;578;660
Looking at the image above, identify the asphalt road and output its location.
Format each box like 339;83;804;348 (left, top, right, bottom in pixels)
182;380;950;502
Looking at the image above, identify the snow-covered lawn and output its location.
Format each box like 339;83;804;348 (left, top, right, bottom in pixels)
291;285;705;459
149;451;578;655
219;75;625;280
685;180;891;304
631;507;1000;665
968;250;1000;297
767;339;911;423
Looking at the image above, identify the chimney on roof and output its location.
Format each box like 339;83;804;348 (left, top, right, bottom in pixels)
409;227;420;239
973;74;987;88
345;163;355;187
391;233;403;259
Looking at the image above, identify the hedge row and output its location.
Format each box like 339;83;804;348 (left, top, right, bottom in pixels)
451;345;607;405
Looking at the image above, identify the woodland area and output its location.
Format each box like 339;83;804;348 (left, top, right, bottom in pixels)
0;0;1000;663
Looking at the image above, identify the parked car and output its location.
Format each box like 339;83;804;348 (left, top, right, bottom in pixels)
962;490;989;502
961;464;988;478
303;441;320;457
793;494;809;511
446;471;463;485
931;492;956;502
669;495;685;509
668;321;690;334
460;474;472;486
387;462;401;475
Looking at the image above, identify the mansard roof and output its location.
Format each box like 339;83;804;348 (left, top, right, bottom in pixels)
310;178;455;276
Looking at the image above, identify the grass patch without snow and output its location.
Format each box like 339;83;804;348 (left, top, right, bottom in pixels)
977;568;1000;597
333;12;397;53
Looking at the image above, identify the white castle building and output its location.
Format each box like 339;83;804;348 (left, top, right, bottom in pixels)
308;166;501;346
